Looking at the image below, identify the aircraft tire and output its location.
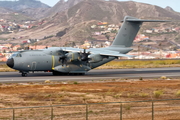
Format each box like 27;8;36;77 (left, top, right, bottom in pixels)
22;73;27;77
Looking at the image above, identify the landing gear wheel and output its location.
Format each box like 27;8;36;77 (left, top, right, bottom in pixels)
22;73;27;77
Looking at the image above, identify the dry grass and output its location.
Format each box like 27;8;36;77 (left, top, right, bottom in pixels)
0;79;180;119
98;59;180;69
0;64;16;72
0;79;180;107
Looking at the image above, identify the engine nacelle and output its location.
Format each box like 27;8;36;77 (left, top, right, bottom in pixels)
67;52;80;61
88;54;103;63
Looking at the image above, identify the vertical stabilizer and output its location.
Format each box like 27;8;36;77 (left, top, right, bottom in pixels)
110;16;169;48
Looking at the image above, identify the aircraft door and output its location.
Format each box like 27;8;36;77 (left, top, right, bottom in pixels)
31;62;37;70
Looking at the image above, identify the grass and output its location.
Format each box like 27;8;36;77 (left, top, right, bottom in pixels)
139;93;149;98
99;59;180;69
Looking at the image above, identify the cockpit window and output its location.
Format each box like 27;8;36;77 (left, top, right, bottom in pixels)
9;52;22;58
17;54;22;57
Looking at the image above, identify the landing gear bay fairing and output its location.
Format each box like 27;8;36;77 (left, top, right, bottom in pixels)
6;16;168;77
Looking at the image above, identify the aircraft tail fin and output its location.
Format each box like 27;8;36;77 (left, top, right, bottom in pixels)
110;16;169;48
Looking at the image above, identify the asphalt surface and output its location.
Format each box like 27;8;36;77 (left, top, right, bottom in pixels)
0;67;180;83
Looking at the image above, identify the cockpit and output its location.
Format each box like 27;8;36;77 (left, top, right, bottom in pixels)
6;52;22;68
8;52;22;59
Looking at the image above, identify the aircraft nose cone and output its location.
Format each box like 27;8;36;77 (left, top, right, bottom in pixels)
6;58;14;68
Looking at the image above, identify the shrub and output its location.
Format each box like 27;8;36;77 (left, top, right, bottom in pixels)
139;77;143;80
73;81;78;84
125;105;131;110
161;76;167;79
45;80;51;83
139;93;149;97
154;90;163;98
175;90;180;97
113;93;122;99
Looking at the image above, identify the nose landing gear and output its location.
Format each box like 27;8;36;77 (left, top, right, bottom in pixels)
20;71;28;77
22;73;28;77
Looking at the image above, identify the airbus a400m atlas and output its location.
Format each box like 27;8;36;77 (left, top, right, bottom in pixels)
6;16;168;77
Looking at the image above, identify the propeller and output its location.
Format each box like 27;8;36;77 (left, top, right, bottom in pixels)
58;49;68;66
58;49;91;65
80;49;90;62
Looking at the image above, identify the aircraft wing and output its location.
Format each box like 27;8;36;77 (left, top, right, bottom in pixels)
60;47;134;58
99;52;134;58
90;49;135;58
61;47;84;53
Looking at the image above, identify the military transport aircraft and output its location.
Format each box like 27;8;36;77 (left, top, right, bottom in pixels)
6;16;168;77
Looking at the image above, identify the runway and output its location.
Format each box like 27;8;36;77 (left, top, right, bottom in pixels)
0;67;180;83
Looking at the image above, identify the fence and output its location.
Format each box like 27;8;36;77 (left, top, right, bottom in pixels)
0;99;180;120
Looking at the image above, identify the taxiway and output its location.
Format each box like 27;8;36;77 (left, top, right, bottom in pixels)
0;67;180;83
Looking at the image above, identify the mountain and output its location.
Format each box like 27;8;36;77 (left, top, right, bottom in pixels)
39;0;84;19
165;6;174;12
0;7;34;22
64;0;180;24
38;0;180;26
20;8;50;19
0;0;50;11
1;0;180;46
0;7;13;14
0;0;50;19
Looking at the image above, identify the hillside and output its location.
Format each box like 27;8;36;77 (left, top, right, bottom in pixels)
20;8;50;19
1;0;180;47
0;7;34;22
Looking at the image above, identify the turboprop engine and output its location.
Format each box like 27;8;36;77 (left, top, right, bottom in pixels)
88;54;103;63
67;52;80;61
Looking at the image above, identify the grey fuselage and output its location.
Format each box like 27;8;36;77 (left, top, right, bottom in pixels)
8;47;117;74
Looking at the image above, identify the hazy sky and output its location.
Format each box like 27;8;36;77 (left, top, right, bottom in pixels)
40;0;180;12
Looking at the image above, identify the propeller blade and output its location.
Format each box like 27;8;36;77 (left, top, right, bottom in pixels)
81;49;90;62
58;49;68;66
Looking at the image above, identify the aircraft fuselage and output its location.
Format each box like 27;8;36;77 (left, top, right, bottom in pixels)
7;47;116;76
